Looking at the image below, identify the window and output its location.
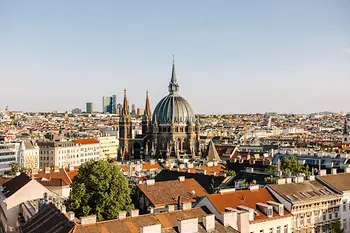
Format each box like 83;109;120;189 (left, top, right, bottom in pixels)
329;212;332;220
344;219;348;229
293;216;298;228
300;216;304;226
284;225;288;233
277;226;280;233
323;213;326;221
260;230;264;233
343;200;347;211
269;228;273;233
307;214;311;224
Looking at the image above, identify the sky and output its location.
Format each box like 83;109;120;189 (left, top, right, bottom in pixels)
0;1;349;114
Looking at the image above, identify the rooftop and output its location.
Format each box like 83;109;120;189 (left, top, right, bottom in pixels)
317;172;350;192
137;178;207;207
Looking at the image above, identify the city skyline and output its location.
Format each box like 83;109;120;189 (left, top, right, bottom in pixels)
0;1;349;114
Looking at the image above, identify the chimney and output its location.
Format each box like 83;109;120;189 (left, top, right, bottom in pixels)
219;188;236;194
207;161;214;167
44;167;51;174
267;201;284;216
148;206;154;214
179;164;185;169
149;159;155;165
130;209;139;218
237;211;249;233
68;211;75;222
32;169;38;175
213;161;218;166
178;176;185;182
307;175;315;181
203;214;215;232
346;167;350;174
237;206;254;221
146;179;155;186
167;204;175;212
276;178;286;185
331;168;337;175
54;166;59;172
182;202;192;210
248;184;259;191
285;177;292;184
187;163;194;168
69;166;75;172
80;215;96;226
221;211;237;228
60;205;66;214
118;211;127;220
178;217;198;233
140;223;162;233
319;169;327;176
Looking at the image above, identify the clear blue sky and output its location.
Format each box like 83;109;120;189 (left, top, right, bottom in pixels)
0;1;349;114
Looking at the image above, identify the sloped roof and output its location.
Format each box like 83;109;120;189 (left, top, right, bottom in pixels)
155;170;226;194
73;207;237;233
207;187;291;223
317;173;350;192
20;203;74;233
73;138;99;144
137;178;207;207
207;141;221;161
2;173;31;198
33;168;73;187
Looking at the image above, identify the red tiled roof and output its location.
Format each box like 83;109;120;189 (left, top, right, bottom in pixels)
207;187;291;223
33;168;74;187
73;138;99;144
137;178;208;207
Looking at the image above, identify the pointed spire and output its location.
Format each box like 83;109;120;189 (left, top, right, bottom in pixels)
168;55;179;94
122;88;129;116
206;140;221;161
144;90;151;116
344;117;349;135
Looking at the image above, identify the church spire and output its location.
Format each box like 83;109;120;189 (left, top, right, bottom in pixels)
344;117;349;135
144;90;151;116
122;88;129;116
168;56;179;94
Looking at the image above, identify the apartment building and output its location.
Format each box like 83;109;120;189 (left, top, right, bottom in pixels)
195;186;293;233
37;139;100;169
267;176;342;233
98;135;118;159
19;140;39;170
316;168;350;232
0;142;20;174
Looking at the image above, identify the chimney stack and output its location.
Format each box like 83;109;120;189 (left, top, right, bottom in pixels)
331;168;337;175
44;167;51;174
178;176;185;182
178;217;198;233
130;209;139;218
203;214;215;232
80;215;96;226
140;223;161;233
117;211;127;220
68;211;75;222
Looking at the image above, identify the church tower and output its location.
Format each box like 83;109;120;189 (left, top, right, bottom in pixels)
119;89;132;160
142;91;152;135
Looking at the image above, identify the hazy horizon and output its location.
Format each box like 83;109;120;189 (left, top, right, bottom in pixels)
1;1;349;114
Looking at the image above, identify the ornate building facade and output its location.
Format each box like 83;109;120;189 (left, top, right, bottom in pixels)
119;61;201;160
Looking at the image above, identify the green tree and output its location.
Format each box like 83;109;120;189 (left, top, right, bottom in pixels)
5;163;26;175
225;170;236;177
65;160;134;221
330;219;344;233
264;176;276;184
267;156;311;176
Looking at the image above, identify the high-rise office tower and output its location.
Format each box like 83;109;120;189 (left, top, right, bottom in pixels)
102;96;112;113
116;103;122;115
131;104;136;115
112;95;117;114
86;102;93;113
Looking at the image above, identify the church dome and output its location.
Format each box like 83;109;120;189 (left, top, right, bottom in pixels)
152;61;195;124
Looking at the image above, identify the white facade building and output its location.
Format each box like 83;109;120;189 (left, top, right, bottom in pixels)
0;142;20;174
98;136;118;160
19;140;39;170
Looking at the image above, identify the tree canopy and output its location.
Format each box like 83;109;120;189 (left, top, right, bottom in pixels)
268;156;311;176
330;219;344;233
65;160;134;221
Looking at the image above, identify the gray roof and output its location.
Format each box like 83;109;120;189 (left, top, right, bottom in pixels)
153;62;195;124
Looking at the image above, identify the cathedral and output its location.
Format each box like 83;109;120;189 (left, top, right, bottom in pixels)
119;61;201;160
